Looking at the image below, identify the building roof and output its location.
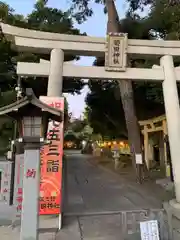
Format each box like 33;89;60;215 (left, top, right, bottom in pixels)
0;88;63;122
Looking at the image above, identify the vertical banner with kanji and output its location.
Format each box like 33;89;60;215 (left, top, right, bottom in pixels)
13;154;24;218
39;96;64;215
0;161;12;204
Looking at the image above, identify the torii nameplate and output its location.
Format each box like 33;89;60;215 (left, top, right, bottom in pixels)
105;32;128;72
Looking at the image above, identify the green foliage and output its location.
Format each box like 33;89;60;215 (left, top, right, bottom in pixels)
126;0;178;12
68;0;180;138
0;33;16;91
66;117;93;140
126;0;152;12
68;118;87;133
64;131;79;141
86;78;164;138
147;0;180;40
69;0;96;23
85;15;166;138
0;1;85;153
28;3;79;35
86;80;127;138
0;1;85;95
0;90;16;154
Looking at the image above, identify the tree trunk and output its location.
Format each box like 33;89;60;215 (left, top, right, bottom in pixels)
119;80;144;181
105;0;144;182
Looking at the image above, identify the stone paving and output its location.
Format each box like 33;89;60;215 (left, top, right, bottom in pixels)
64;152;171;214
0;151;172;239
56;210;169;240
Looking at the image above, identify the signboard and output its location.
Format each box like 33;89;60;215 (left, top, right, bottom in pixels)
0;161;12;204
135;154;143;165
105;32;128;72
13;154;24;218
39;96;64;215
21;149;40;239
140;220;160;240
112;144;120;159
112;151;120;159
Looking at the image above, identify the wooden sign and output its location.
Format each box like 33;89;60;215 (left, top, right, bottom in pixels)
105;32;128;72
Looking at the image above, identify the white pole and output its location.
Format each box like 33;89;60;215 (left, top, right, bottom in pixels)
20;143;40;240
47;48;64;230
161;55;180;203
47;49;64;97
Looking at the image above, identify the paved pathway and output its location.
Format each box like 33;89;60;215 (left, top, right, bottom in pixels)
64;151;165;214
0;151;170;239
56;151;170;240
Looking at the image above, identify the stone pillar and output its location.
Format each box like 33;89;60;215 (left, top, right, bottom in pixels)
148;139;154;162
161;55;180;202
20;142;40;240
47;49;64;97
46;49;64;230
143;126;149;169
159;131;166;174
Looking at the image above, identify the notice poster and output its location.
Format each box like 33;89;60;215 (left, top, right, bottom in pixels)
140;220;160;240
39;96;64;215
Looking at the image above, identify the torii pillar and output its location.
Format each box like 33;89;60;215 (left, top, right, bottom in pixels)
48;49;64;97
161;55;180;213
46;48;64;230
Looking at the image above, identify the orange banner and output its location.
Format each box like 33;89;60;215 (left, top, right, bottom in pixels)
39;97;64;215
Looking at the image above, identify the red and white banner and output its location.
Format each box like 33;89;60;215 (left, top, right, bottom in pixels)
39;96;64;215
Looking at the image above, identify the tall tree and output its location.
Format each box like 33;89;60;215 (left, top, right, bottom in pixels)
127;0;152;11
69;0;148;180
126;0;178;12
147;0;180;40
68;118;87;133
86;79;164;136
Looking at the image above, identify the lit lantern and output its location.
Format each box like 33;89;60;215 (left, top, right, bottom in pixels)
119;141;124;146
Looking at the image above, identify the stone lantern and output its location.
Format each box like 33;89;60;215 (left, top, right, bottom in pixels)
0;88;63;240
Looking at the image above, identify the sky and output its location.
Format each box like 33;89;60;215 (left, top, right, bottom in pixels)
6;0;127;118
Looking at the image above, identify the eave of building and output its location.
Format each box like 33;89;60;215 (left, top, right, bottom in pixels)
0;91;62;118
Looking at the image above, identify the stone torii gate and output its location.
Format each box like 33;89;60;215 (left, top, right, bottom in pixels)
1;23;180;225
